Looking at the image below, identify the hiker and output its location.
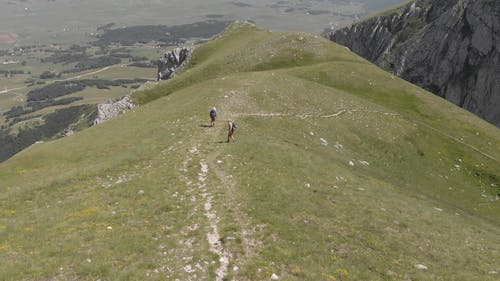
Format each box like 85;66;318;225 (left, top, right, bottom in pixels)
227;120;237;142
209;107;217;127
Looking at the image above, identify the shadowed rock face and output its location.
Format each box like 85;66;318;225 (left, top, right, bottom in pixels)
157;48;191;81
331;0;500;127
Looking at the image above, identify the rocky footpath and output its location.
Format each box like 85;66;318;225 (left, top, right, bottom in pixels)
157;47;191;81
331;0;500;127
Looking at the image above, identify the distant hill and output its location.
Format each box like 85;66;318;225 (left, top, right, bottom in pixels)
330;0;500;127
0;23;499;280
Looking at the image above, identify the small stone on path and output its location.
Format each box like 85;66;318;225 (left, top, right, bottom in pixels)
271;273;279;280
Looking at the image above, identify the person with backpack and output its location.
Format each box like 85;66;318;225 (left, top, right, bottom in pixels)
209;107;217;127
227;119;237;142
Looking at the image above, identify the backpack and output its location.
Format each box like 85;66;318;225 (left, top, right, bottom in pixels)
210;109;217;118
232;122;237;131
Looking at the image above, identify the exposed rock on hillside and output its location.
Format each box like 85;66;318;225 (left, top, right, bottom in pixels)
330;0;500;127
92;48;191;126
93;95;135;125
157;48;191;81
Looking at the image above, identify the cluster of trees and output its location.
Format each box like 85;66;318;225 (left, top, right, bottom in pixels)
75;56;121;70
26;78;149;102
3;106;30;119
39;71;61;79
109;48;148;62
78;78;149;89
3;78;149;121
27;82;86;102
0;70;24;77
68;44;88;52
93;20;230;46
0;105;96;163
24;79;44;86
12;45;43;52
40;45;125;74
3;97;84;122
0;45;44;56
36;45;153;76
57;56;122;74
41;44;89;64
9;114;41;126
41;52;88;64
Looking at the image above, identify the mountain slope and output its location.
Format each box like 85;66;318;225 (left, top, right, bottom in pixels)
1;23;499;280
330;0;500;127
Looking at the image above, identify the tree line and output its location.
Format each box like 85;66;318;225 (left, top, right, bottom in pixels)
0;105;96;163
3;78;150;121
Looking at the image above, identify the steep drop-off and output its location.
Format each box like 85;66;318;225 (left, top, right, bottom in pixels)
331;0;500;127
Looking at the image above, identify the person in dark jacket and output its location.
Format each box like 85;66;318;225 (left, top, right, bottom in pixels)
209;107;217;127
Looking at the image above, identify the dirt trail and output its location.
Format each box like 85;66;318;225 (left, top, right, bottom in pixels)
193;107;263;280
198;157;230;281
207;150;260;263
172;136;232;281
149;143;211;280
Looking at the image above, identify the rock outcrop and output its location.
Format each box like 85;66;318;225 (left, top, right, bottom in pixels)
93;95;135;125
157;47;190;81
92;48;191;125
330;0;500;127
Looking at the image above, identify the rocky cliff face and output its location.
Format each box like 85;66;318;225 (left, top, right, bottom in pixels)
157;47;190;81
331;0;500;127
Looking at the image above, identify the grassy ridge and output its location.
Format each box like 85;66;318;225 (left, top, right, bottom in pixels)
1;23;499;280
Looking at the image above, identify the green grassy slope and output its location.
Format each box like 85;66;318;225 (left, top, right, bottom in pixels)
1;23;499;280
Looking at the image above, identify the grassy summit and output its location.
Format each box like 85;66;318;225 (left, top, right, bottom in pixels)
1;23;499;280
